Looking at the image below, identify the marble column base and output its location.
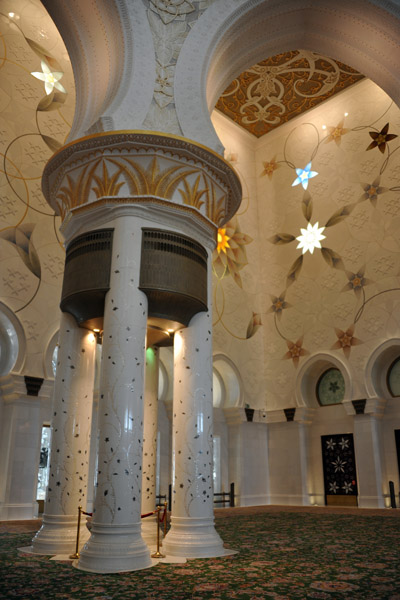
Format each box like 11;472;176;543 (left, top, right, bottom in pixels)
31;513;89;555
163;516;225;558
77;522;152;573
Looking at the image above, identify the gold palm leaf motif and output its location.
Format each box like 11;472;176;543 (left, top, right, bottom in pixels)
56;161;99;218
204;175;226;225
110;156;197;199
178;175;207;210
92;160;126;198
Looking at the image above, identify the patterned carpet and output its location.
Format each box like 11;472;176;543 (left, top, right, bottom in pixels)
1;509;400;599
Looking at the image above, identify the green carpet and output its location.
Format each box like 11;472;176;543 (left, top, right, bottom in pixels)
1;513;400;599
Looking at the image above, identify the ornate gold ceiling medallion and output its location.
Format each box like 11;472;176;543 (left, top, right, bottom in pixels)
215;50;363;137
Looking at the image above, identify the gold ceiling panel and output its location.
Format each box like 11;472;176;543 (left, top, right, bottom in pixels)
215;50;364;138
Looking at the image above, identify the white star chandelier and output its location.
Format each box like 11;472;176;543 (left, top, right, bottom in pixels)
31;60;66;95
296;222;326;255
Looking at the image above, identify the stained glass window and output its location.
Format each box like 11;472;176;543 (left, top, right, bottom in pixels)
317;368;345;406
388;357;400;397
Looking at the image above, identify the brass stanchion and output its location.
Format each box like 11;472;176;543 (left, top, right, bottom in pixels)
69;505;82;559
151;506;165;559
163;500;168;542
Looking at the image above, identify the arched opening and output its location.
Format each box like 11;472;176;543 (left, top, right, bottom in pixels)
366;339;400;400
296;353;352;408
176;0;400;151
0;304;26;376
213;354;243;408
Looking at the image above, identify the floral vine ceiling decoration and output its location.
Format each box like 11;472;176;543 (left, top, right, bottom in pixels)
0;1;74;341
211;50;365;345
215;50;364;138
213;63;400;376
264;109;399;367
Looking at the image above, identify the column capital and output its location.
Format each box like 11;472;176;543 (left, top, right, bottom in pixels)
42;131;241;233
343;397;387;418
0;374;53;403
223;407;272;425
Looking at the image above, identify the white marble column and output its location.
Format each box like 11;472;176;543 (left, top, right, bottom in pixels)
0;377;45;520
353;401;386;508
31;312;96;554
164;252;225;558
141;347;160;545
78;217;152;574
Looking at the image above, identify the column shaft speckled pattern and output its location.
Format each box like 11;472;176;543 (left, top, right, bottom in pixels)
31;312;96;554
78;217;152;573
164;251;225;557
141;348;159;515
141;348;160;546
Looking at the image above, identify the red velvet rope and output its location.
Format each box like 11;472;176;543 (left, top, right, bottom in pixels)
141;510;158;519
80;508;165;520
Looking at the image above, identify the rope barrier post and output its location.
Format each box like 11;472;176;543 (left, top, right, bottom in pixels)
163;500;168;541
151;506;165;559
69;505;82;559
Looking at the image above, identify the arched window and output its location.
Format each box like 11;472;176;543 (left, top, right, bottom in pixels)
316;368;345;406
387;357;400;397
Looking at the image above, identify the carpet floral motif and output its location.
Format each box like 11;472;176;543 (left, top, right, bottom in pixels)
1;512;400;599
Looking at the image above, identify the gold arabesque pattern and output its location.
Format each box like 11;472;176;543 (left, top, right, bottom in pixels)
215;50;363;137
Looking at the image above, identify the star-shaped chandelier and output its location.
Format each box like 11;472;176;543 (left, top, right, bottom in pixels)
31;60;66;95
296;222;326;254
292;162;318;190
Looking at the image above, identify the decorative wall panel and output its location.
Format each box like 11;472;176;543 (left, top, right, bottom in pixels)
321;434;358;505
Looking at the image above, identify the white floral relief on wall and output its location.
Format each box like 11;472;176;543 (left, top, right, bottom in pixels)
0;1;75;374
143;0;215;133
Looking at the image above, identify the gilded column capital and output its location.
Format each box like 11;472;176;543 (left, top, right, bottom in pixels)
42;131;242;231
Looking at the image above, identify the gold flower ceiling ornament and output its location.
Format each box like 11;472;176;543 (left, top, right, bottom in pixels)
261;157;280;179
341;266;372;299
283;336;310;368
324;119;349;146
213;218;253;288
366;123;398;153
359;177;388;207
267;292;291;319
217;228;230;254
331;325;363;359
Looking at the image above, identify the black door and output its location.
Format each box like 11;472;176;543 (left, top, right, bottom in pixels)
321;434;358;506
